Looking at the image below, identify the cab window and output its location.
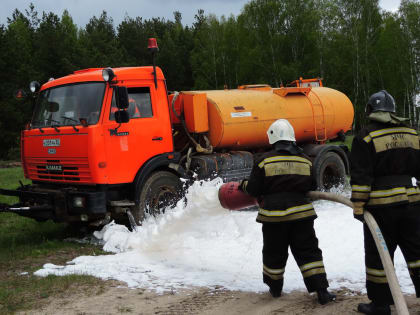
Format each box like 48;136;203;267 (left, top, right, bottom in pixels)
110;87;153;120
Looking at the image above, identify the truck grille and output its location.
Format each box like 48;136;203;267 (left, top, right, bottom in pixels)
26;158;92;183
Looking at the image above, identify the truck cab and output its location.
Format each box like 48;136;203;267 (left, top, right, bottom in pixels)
7;66;181;225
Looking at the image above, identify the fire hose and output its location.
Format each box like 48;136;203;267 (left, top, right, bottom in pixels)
308;191;409;315
219;183;409;315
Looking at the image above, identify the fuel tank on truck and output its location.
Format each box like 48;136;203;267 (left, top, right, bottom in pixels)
171;86;354;149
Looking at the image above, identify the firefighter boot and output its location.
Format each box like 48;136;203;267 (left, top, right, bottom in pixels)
317;289;336;305
357;302;391;315
269;288;281;298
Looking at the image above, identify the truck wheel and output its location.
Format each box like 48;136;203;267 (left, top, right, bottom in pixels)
313;152;346;190
133;171;182;224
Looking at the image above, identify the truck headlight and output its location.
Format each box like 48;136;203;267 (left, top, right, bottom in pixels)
29;81;40;93
102;68;115;82
73;196;86;208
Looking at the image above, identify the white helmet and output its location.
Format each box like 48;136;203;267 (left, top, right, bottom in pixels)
267;119;296;144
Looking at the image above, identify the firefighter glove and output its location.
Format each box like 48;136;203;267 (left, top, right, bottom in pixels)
239;179;248;193
353;201;365;222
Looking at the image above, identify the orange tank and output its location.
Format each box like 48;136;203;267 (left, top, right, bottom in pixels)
175;86;354;149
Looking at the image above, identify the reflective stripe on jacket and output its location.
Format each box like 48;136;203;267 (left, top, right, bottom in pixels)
350;122;420;209
243;150;317;223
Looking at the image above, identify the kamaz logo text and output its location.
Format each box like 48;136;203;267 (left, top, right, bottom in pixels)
45;165;62;171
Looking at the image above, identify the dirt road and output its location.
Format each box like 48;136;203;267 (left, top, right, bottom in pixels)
20;285;420;315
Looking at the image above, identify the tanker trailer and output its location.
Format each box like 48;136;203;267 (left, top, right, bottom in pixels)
169;83;354;189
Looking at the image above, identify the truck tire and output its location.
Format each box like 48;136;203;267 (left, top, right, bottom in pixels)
133;171;182;224
313;151;346;190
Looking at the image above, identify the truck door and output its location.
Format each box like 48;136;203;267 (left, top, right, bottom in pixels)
102;85;173;184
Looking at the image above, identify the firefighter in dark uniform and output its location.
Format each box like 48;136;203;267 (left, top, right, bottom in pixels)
240;119;336;304
350;90;420;315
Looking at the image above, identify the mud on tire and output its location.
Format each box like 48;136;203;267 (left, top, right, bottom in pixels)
133;171;183;224
313;151;346;190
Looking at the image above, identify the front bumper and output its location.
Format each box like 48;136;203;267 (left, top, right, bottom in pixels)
0;186;107;222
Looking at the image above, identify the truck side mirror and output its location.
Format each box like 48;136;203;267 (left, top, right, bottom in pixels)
115;110;130;123
115;86;129;110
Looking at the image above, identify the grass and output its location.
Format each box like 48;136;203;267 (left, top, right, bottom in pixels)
0;167;108;314
0;167;31;205
0;161;20;168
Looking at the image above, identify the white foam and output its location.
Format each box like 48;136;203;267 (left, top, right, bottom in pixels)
34;178;415;294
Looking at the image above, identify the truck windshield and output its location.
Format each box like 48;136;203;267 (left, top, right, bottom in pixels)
32;82;106;128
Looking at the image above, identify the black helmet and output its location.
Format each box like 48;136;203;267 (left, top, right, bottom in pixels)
366;90;396;113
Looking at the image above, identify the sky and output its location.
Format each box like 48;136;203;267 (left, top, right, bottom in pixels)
0;0;402;28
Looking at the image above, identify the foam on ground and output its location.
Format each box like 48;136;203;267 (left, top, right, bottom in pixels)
34;178;414;294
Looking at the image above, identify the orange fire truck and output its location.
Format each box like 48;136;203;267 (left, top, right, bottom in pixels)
0;39;354;227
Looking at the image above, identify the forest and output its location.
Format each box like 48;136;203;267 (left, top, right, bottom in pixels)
0;0;418;159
